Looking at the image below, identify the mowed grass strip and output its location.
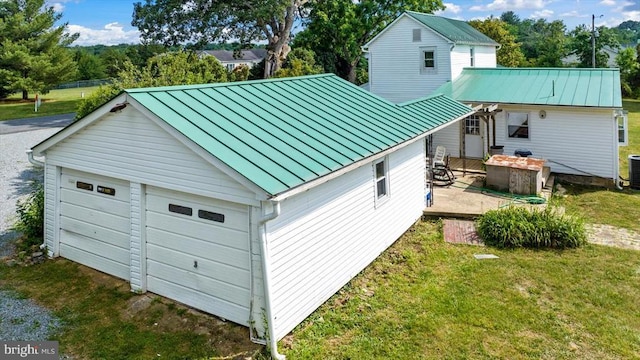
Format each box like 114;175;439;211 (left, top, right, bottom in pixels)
284;220;640;359
0;86;98;121
0;259;261;359
620;99;640;179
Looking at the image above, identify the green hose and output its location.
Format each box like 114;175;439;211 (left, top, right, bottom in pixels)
449;180;547;206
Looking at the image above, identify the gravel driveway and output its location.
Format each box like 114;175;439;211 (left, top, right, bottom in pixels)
1;127;63;342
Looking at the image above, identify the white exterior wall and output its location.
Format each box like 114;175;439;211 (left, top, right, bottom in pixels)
266;140;427;340
368;16;453;103
474;45;497;68
450;45;497;80
45;107;257;207
494;106;616;179
433;121;462;157
43;163;60;257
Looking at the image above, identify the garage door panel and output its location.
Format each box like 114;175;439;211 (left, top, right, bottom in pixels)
147;276;248;325
61;230;129;265
146;186;247;213
61;188;130;216
61;170;130;200
147;260;249;306
147;228;249;269
145;195;248;231
60;243;129;280
61;202;129;233
146;212;248;251
61;216;129;249
147;244;248;286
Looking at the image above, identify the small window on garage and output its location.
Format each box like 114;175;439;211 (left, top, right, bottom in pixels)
198;210;225;223
97;186;116;196
374;157;389;206
617;110;628;146
168;204;193;216
76;181;93;191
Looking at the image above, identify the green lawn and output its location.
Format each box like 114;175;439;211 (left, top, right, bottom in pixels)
0;86;98;121
620;99;640;179
283;220;639;359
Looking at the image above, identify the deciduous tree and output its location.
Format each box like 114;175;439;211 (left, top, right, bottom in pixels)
0;0;78;99
469;17;525;67
569;24;619;68
132;0;309;78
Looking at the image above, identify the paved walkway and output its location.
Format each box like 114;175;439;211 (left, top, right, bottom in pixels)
442;219;640;251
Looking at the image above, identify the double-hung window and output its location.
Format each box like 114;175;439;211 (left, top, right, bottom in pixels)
617;110;628;146
420;47;437;73
507;112;529;139
374;158;389;205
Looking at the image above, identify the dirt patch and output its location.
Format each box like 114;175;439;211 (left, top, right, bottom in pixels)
586;224;640;250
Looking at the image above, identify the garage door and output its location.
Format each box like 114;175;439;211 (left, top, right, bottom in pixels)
59;168;130;280
145;186;251;325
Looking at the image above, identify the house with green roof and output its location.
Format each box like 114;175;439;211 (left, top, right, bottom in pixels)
365;11;627;186
30;74;473;357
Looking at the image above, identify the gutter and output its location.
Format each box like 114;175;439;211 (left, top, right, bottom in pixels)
258;201;285;360
26;149;44;167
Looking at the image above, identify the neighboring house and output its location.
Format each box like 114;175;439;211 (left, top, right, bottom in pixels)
562;46;620;68
366;11;627;186
198;49;267;71
362;11;499;103
30;74;473;356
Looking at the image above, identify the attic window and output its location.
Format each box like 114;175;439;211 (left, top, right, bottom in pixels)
413;29;421;42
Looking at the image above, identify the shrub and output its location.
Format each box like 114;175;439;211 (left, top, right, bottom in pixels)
14;184;45;240
476;206;587;249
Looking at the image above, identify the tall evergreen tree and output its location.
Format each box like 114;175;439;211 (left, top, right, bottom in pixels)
0;0;78;99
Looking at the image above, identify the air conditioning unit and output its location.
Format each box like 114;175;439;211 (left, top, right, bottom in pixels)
630;155;640;190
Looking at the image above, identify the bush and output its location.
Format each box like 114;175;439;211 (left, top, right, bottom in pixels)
476;206;587;249
14;184;45;240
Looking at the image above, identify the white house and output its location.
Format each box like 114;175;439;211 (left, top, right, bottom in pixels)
365;11;627;186
362;11;499;103
198;49;267;72
30;74;473;358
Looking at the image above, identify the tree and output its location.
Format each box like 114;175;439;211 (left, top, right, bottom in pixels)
76;51;228;119
0;0;78;99
99;48;130;78
294;0;444;83
469;17;525;67
569;24;619;68
273;47;323;78
74;50;106;80
132;0;309;78
517;19;569;67
616;46;640;98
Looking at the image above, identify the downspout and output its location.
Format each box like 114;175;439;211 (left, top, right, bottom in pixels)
614;114;623;190
26;149;44;167
258;201;285;360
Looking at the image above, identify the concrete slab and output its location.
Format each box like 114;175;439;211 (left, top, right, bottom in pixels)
474;254;499;259
425;172;547;218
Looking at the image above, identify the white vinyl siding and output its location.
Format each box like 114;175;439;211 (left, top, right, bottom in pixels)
474;45;497;67
59;168;131;280
368;16;452;103
45;107;256;206
267;141;426;340
494;106;616;179
145;186;251;325
43;163;59;257
432;121;462;157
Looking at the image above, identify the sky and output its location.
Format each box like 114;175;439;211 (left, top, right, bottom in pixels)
50;0;640;46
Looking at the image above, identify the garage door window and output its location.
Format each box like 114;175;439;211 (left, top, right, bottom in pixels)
198;210;225;223
168;204;193;216
76;181;93;191
97;186;116;196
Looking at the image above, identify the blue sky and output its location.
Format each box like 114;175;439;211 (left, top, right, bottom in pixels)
51;0;640;46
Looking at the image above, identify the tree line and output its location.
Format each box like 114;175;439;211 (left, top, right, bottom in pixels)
2;0;640;102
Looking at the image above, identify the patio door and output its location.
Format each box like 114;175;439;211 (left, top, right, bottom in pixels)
464;115;484;158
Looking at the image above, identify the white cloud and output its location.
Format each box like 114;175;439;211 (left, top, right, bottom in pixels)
67;23;140;46
51;2;64;12
530;9;554;19
599;0;616;5
470;0;547;11
443;3;462;14
560;10;590;18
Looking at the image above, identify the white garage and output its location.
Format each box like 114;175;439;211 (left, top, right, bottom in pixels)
58;168;130;280
144;186;251;324
30;74;473;357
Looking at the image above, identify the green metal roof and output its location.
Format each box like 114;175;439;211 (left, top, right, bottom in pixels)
405;11;499;46
126;74;472;196
433;68;623;108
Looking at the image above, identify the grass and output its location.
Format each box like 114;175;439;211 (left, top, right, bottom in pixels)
283;220;640;359
0;86;98;121
620;99;640;179
0;260;261;359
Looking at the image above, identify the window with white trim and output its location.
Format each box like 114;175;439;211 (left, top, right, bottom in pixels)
374;158;389;203
617;111;628;146
470;47;475;67
507;112;529;139
465;115;480;135
420;47;437;73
